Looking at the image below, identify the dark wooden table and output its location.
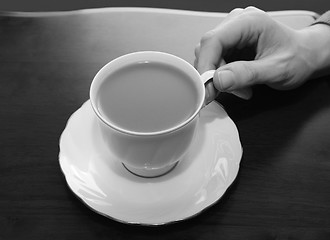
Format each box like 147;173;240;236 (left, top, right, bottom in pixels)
0;0;329;15
1;8;330;240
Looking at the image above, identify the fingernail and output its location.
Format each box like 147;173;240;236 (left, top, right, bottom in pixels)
217;70;234;90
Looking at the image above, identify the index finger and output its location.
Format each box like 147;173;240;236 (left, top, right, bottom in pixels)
196;13;264;74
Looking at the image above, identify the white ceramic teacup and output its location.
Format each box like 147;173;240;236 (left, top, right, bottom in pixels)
90;51;215;177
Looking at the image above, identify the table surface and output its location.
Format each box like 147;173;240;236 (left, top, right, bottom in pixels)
0;0;329;15
1;7;330;240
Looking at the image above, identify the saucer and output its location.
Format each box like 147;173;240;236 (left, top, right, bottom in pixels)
59;100;242;225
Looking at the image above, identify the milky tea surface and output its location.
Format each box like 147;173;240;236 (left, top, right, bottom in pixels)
96;62;199;133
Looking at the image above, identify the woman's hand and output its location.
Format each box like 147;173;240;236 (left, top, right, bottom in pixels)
195;7;330;100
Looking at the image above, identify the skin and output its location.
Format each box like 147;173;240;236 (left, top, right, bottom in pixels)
195;7;330;101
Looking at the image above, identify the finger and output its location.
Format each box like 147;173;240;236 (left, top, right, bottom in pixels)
194;43;201;58
194;43;201;68
196;30;222;74
213;58;278;92
194;58;198;69
244;6;265;13
194;8;243;70
196;12;266;75
194;43;226;69
232;88;253;100
221;8;244;24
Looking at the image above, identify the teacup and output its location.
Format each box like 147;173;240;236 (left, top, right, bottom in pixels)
90;51;215;177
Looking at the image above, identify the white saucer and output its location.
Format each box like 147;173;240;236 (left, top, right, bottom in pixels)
59;100;242;225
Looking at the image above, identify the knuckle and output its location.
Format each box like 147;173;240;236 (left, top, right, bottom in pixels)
280;64;295;84
244;6;264;13
230;8;243;14
200;30;216;44
240;7;267;23
245;6;258;11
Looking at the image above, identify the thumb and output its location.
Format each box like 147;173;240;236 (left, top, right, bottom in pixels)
213;60;266;93
232;88;253;100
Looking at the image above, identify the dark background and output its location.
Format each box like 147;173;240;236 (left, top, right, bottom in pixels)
0;0;329;14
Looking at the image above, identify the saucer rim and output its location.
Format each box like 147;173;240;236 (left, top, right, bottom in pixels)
59;164;240;226
58;100;243;226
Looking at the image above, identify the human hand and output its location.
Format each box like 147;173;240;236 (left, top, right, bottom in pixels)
195;7;328;100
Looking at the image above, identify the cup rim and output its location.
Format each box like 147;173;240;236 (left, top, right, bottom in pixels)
90;51;205;136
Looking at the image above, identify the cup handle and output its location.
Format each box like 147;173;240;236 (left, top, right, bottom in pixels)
200;70;216;86
200;70;217;107
200;70;252;107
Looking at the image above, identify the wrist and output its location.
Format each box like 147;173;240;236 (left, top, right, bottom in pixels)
298;24;330;79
